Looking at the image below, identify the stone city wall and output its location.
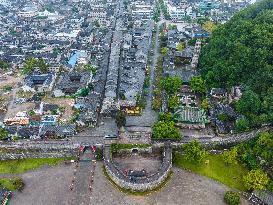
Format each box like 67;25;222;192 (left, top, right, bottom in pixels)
103;143;172;192
0;141;79;160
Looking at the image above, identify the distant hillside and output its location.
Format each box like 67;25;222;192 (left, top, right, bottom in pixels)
199;0;273;128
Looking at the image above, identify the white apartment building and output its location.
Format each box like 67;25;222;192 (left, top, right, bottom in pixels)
131;4;153;20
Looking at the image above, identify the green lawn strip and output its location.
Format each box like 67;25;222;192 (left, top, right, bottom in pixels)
173;153;248;191
110;143;151;151
0;157;74;174
102;166;173;196
0;177;24;191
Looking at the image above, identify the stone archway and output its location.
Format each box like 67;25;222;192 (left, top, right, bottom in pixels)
131;148;138;154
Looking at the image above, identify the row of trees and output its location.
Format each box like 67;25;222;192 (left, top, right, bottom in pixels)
152;1;161;22
160;76;182;111
158;0;170;19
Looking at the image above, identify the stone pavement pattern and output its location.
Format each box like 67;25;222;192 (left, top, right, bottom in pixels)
7;163;252;205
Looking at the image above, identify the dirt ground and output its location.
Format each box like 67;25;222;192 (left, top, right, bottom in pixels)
113;155;162;175
6;163;251;205
43;97;74;122
0;75;21;90
5;102;35;119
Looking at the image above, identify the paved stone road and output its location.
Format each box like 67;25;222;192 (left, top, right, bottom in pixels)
126;22;160;127
74;149;95;205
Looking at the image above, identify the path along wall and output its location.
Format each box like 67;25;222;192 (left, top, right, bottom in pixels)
103;142;172;192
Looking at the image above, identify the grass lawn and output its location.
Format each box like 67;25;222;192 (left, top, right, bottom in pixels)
173;153;248;191
0;158;72;174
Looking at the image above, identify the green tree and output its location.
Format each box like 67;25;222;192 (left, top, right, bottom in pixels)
161;47;168;56
236;90;261;115
189;76;207;94
235;118;249;132
115;110;126;128
84;64;96;74
87;83;93;90
224;191;240;205
202;21;216;33
201;98;209;111
79;87;90;97
218;113;230;122
254;132;273;162
161;76;183;95
37;58;48;73
243;169;269;191
0;60;9;71
23;57;36;74
0;127;8;140
168;95;179;110
94;20;100;27
153;121;181;140
176;42;185;51
222;147;238;165
182;140;208;163
158;112;174;122
152;98;162;111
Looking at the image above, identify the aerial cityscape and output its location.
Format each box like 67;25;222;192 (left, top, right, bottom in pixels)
0;0;272;204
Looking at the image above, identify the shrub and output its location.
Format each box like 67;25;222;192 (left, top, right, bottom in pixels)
224;191;240;205
222;148;238;165
95;148;103;161
243;169;269;191
0;177;25;191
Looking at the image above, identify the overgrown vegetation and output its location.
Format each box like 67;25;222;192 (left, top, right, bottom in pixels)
115;110;126;128
199;0;273;128
0;177;24;191
224;191;240;205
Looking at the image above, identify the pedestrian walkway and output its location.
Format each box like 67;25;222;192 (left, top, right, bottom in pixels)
70;147;97;205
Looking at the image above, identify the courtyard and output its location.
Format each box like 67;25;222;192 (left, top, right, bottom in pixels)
113;154;162;175
3;162;251;205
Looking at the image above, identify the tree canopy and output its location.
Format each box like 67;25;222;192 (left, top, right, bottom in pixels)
0;60;9;71
115;110;126;128
161;76;183;95
152;121;181;140
176;42;185;51
243;169;269;191
198;0;273;126
0;128;8;140
224;191;240;205
222;147;238;165
189;76;207;94
182;140;208;163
